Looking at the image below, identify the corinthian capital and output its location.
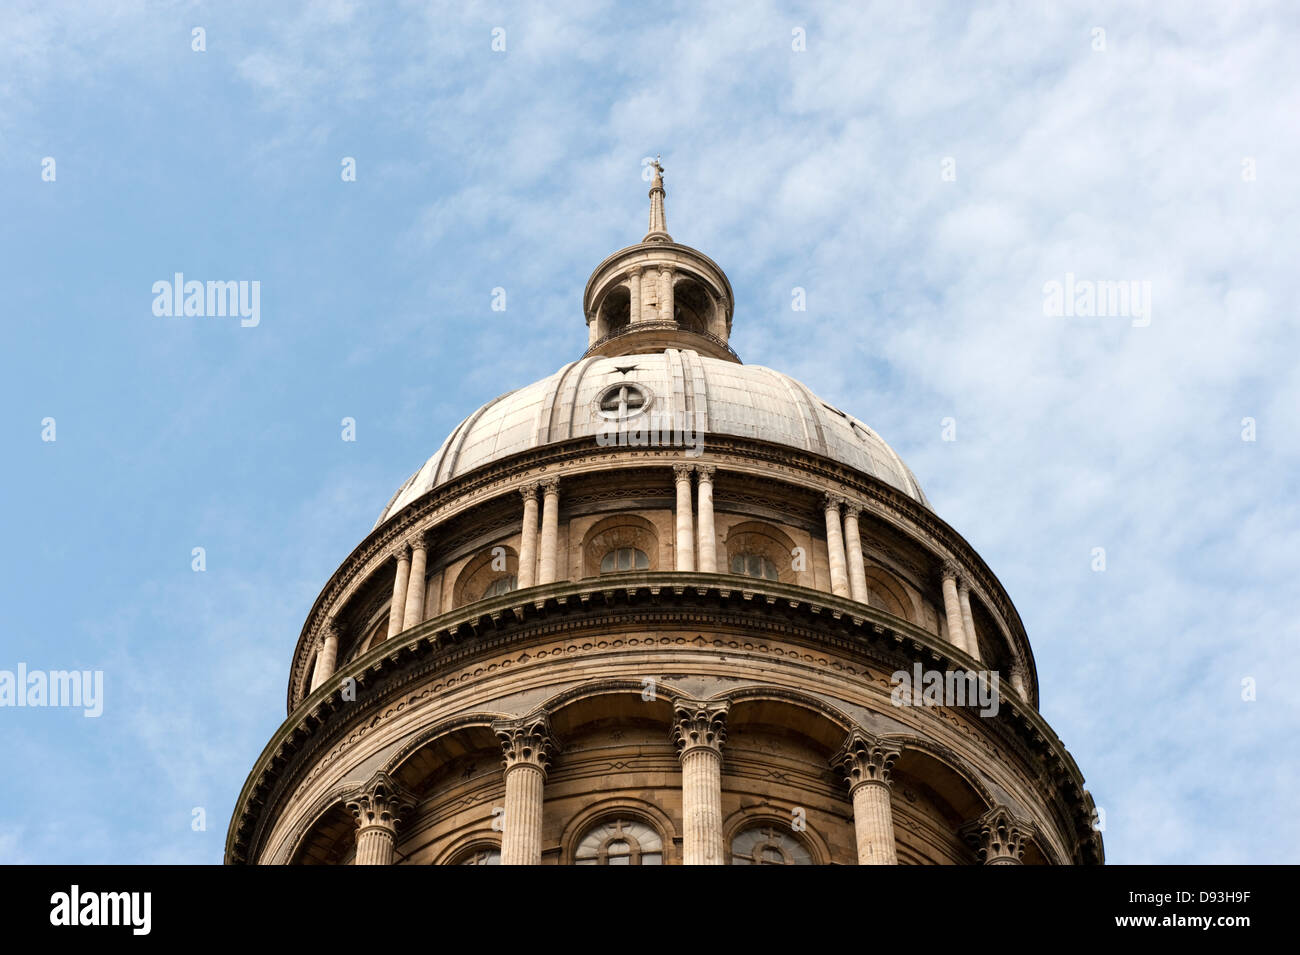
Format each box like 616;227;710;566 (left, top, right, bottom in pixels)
670;698;729;757
672;463;695;482
939;559;960;582
831;728;900;793
518;482;539;503
493;714;554;777
540;476;561;494
695;464;716;480
961;805;1032;864
823;493;844;512
345;771;417;835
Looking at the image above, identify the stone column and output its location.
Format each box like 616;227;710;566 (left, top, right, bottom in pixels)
629;270;642;324
386;544;411;639
1009;666;1028;699
494;715;554;866
346;772;416;866
537;477;561;585
940;561;968;654
673;464;695;571
309;621;340;692
695;465;717;573
402;535;428;631
659;266;675;323
671;699;729;864
823;495;849;597
517;483;540;589
832;729;900;865
709;299;728;339
958;579;981;662
962;806;1031;865
843;503;868;603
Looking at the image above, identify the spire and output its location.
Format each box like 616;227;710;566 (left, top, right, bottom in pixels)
643;156;672;244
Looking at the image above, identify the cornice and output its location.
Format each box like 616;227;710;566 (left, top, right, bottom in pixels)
232;574;1097;866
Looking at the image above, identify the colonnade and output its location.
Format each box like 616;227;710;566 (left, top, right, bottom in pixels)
821;494;879;607
308;469;1028;703
672;463;717;572
378;478;567;647
938;559;983;662
338;705;1033;865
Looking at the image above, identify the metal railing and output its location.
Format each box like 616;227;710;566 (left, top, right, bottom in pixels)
583;320;740;361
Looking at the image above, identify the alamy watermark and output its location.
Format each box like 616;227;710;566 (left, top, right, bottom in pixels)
50;886;150;935
595;411;704;457
1043;273;1151;327
152;273;260;327
0;664;103;717
891;663;1000;717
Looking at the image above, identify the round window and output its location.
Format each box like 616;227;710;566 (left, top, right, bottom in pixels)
594;383;652;420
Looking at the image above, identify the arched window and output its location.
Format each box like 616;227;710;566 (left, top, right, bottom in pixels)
598;285;630;338
574;819;663;865
730;826;813;865
581;516;659;577
453;847;500;865
452;546;520;609
731;552;779;581
481;575;518;599
673;276;715;335
600;547;649;574
724;523;797;583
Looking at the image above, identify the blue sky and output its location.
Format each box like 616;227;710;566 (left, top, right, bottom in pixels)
1;0;1296;864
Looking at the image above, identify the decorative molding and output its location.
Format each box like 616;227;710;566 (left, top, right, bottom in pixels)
831;728;900;793
492;713;555;777
961;804;1034;864
671;698;730;757
345;771;417;835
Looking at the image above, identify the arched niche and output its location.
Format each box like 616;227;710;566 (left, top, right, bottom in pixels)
452;546;520;609
864;564;919;624
580;514;660;578
724;521;800;584
288;798;357;866
386;722;503;801
672;275;715;336
598;284;630;338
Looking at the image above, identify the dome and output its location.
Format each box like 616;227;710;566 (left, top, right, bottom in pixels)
229;165;1102;869
375;349;929;528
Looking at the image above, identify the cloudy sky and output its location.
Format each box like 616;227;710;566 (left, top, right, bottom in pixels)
2;0;1296;864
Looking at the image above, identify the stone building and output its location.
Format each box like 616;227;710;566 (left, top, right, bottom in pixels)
225;164;1103;865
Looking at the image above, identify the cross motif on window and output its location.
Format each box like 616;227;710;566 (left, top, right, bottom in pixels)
600;384;646;416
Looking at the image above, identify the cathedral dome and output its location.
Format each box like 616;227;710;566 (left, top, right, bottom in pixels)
227;162;1102;869
375;352;929;529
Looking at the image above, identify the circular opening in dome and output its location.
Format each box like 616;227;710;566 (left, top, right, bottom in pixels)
594;383;652;420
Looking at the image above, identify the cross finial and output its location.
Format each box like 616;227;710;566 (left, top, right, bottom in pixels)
644;154;670;243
